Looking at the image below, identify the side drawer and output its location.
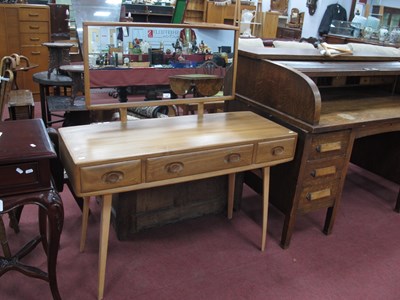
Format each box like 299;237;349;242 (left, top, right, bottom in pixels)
19;8;49;22
146;144;254;182
80;160;142;193
308;130;351;160
255;137;296;164
19;21;49;34
302;157;345;185
298;180;340;213
20;33;49;46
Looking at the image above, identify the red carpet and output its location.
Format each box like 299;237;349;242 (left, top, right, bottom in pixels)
1;107;399;299
1;163;399;300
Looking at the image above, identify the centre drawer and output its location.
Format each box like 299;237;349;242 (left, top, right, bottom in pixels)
146;144;254;182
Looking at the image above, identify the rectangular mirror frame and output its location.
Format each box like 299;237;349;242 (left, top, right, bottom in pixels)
83;21;239;118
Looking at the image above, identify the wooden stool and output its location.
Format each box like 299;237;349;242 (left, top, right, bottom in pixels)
7;89;35;120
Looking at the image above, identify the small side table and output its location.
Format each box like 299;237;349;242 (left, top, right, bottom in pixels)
32;70;72;126
42;42;74;78
60;64;84;103
0;118;64;300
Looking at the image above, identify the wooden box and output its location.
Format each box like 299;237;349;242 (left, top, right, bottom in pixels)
111;176;229;240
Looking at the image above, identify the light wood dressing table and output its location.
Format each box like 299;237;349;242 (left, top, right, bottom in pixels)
59;111;297;299
58;21;297;299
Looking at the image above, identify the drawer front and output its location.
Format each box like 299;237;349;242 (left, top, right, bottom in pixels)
19;21;49;34
80;160;142;193
0;161;50;196
20;33;49;46
302;157;345;185
19;8;48;22
308;130;350;160
298;180;340;213
146;144;254;182
255;138;296;164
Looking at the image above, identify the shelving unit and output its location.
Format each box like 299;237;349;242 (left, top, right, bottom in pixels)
184;0;207;23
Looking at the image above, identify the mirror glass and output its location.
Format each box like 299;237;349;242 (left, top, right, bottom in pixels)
83;22;238;110
71;0;122;53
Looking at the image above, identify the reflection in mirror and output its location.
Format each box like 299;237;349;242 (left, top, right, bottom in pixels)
71;0;121;53
83;22;238;112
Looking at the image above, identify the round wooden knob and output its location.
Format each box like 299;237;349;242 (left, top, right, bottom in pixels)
166;162;184;174
102;171;123;184
272;146;284;156
226;153;241;163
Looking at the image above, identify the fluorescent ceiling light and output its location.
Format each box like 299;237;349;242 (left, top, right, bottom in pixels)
94;11;112;17
105;0;121;4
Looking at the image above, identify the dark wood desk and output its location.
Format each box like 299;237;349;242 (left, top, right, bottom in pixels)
0;119;63;299
229;48;400;249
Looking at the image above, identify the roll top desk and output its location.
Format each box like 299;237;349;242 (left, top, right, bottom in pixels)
228;47;400;248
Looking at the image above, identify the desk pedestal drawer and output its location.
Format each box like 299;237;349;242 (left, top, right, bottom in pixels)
81;160;142;193
298;180;340;213
146;144;254;182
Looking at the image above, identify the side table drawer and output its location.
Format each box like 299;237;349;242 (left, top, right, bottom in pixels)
146;144;254;182
255;138;296;164
81;160;142;193
0;161;51;196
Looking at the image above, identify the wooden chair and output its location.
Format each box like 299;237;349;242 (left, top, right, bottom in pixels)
0;55;35;120
0;68;13;120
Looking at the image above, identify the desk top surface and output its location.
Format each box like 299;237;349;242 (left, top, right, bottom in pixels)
59;111;296;166
238;47;400;61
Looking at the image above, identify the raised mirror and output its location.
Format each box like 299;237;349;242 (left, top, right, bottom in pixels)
83;22;239;115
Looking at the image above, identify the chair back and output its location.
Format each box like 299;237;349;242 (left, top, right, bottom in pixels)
0;68;14;121
198;60;220;75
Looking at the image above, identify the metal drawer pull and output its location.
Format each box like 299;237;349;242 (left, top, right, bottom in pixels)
29;25;40;29
166;162;184;174
30;37;40;41
272;146;284;156
31;51;41;55
316;141;341;153
28;13;40;17
226;153;241;163
306;188;331;201
102;171;123;184
311;166;336;177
